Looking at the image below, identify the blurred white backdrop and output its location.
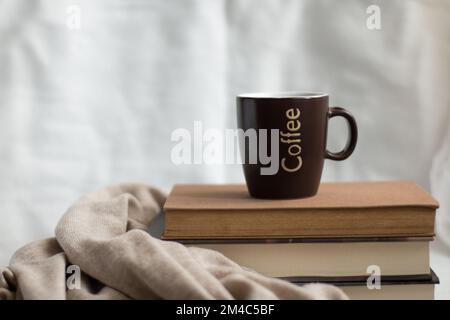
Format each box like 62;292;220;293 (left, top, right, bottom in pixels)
0;0;449;296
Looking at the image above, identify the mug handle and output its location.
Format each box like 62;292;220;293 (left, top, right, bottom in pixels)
325;107;358;161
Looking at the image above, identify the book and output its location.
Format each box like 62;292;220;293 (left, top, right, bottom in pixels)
290;270;439;300
163;181;438;239
181;237;431;277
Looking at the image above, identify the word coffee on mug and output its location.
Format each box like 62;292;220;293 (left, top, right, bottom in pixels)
280;107;303;173
237;92;357;199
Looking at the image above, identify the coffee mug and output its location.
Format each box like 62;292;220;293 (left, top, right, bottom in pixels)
237;92;357;199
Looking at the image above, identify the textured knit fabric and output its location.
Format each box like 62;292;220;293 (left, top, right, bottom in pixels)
0;184;347;300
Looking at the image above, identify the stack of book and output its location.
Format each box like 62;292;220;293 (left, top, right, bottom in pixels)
162;181;439;299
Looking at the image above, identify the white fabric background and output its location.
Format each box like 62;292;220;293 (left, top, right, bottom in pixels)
0;0;449;298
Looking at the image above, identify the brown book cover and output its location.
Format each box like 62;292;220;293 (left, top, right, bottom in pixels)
163;181;438;239
173;236;435;245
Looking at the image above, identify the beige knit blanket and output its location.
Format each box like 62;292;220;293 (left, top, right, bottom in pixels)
0;184;347;300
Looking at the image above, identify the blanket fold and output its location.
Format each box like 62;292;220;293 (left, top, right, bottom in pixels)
0;184;347;300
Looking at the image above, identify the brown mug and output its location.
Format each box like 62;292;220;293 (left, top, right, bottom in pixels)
237;92;357;199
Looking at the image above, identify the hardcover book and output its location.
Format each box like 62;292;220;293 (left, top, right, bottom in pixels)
290;270;439;300
180;236;432;277
163;181;438;239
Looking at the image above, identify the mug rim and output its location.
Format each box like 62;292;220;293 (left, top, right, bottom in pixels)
237;91;328;99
